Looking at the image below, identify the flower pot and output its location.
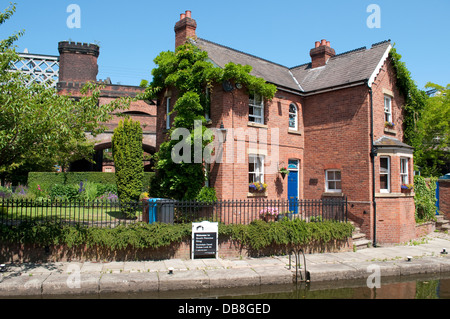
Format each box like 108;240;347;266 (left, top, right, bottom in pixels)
264;215;277;222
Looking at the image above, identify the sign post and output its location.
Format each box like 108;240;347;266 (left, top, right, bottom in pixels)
191;221;218;259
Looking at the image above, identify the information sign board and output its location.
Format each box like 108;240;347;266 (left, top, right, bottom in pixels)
191;221;218;259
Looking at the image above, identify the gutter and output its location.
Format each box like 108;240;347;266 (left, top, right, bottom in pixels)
275;80;368;97
368;81;377;248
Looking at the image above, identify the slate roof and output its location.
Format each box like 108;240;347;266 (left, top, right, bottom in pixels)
193;38;392;94
374;136;414;149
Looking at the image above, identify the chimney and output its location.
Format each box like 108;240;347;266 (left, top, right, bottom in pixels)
174;10;197;48
58;41;99;83
310;39;335;68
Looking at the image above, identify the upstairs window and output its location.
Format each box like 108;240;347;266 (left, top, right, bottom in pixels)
166;97;171;130
384;96;392;123
249;92;264;124
289;103;298;130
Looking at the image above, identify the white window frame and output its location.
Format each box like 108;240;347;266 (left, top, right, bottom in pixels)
249;154;264;184
325;170;342;193
400;157;409;185
166;97;171;130
249;92;264;124
384;95;392;123
289;103;298;130
380;156;390;193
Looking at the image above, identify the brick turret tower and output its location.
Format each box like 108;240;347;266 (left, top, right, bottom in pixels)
57;41;100;94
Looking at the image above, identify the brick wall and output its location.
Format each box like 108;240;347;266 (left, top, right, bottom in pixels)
439;180;450;219
208;83;305;200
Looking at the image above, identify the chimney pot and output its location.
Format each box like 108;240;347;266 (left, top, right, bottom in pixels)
174;10;197;48
310;39;335;68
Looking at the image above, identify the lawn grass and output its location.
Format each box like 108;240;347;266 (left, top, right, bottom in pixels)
0;200;143;223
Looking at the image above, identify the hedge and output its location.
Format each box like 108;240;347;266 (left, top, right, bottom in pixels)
27;172;155;194
0;218;354;251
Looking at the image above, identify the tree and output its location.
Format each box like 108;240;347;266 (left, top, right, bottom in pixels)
143;43;276;200
0;3;131;182
414;83;450;176
112;118;144;217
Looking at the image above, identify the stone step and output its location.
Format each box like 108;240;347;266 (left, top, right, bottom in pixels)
352;232;366;240
353;239;371;250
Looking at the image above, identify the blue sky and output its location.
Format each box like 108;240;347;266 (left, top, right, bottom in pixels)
2;0;448;90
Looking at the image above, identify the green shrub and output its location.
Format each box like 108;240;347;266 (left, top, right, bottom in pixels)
96;183;117;197
0;206;7;215
27;172;155;196
112;118;144;217
0;219;354;252
414;175;438;222
195;187;217;203
49;184;79;201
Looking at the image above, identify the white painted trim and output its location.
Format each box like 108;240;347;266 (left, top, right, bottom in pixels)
288;70;304;92
368;44;392;88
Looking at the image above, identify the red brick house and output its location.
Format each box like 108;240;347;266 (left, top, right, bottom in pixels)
156;11;416;244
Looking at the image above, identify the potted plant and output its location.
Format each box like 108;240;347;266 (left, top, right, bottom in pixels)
249;182;267;193
401;184;414;193
259;207;279;222
385;121;395;129
279;166;289;179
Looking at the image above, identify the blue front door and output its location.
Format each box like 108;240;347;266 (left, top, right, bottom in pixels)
288;169;298;214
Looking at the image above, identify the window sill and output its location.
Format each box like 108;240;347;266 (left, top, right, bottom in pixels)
247;122;268;129
247;191;267;198
384;128;396;134
322;192;344;197
375;192;414;198
288;129;302;136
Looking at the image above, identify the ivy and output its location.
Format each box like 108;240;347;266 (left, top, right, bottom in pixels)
414;175;437;223
388;47;428;168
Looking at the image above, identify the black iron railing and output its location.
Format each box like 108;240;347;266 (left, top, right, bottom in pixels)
1;197;347;228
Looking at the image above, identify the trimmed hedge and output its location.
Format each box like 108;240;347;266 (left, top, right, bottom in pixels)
0;218;354;251
27;172;155;194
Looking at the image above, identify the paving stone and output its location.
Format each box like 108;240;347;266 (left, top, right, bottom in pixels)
80;262;103;273
159;269;209;291
42;272;100;295
206;267;260;288
0;274;50;296
99;272;159;293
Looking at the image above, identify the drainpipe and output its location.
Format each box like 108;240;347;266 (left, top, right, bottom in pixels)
368;82;377;247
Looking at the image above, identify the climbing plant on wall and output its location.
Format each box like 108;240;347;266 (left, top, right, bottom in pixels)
142;42;276;200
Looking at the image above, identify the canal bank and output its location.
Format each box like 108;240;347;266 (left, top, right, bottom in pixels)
1;233;450;297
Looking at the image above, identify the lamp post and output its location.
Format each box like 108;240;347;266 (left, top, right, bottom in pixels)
219;121;227;143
